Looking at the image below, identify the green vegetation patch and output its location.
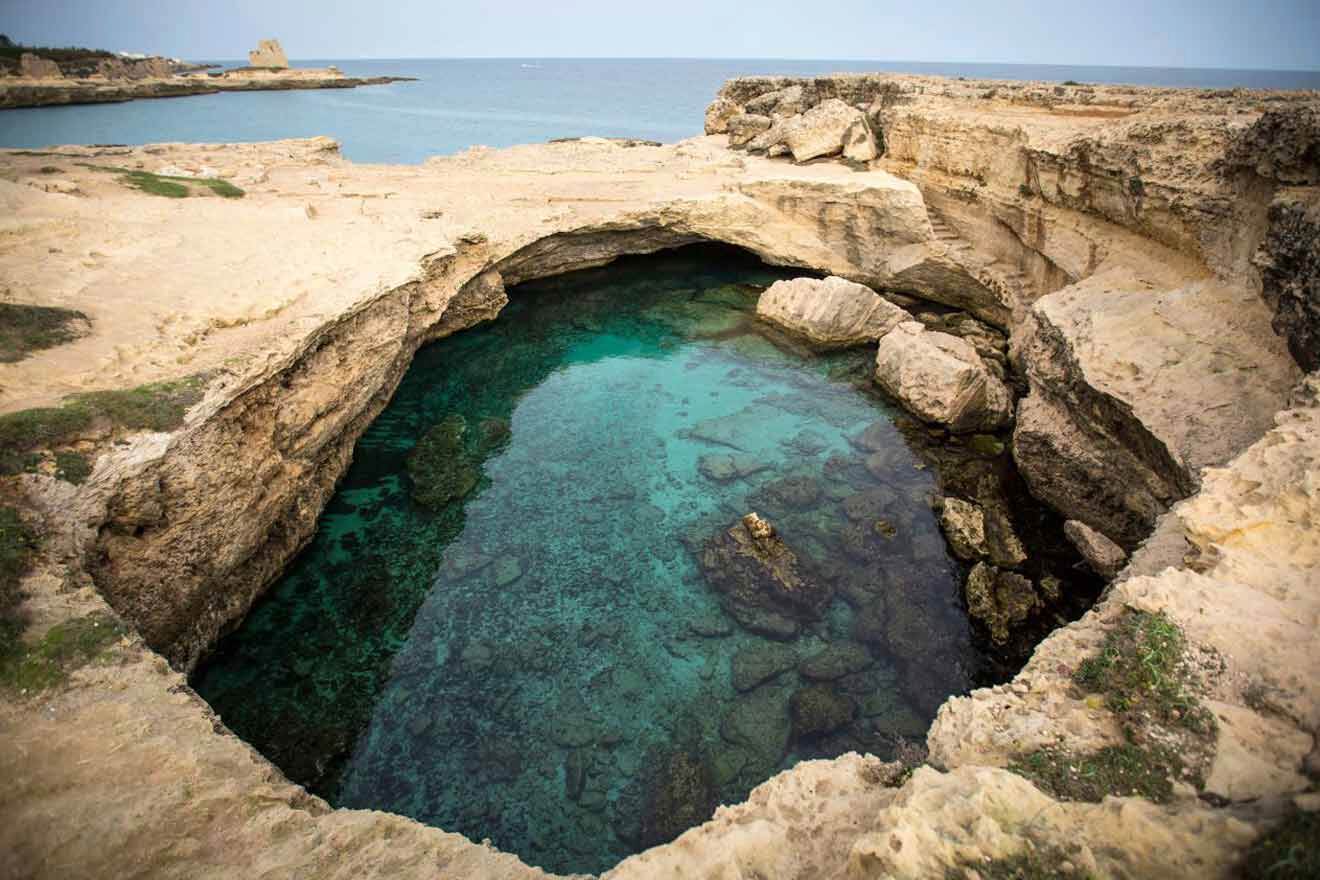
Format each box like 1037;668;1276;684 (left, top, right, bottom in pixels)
0;611;125;693
0;505;37;618
0;375;206;479
1242;810;1320;880
77;163;245;199
53;451;91;485
947;843;1094;880
0;302;90;363
1009;610;1216;805
1009;743;1179;804
1074;609;1213;732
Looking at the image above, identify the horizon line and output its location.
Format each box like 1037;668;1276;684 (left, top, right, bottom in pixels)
186;55;1320;75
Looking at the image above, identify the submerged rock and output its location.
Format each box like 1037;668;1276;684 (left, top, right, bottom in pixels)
789;685;857;740
731;643;799;692
697;452;768;482
406;414;479;509
756;276;907;348
699;513;833;627
1064;520;1128;579
639;750;717;848
874;321;1013;433
799;643;873;681
964;562;1040;645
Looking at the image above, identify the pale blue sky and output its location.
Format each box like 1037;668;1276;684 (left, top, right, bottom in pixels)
2;0;1318;70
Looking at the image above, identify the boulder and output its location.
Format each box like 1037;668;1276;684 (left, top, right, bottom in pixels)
963;562;1039;645
842;117;879;162
939;498;987;561
699;513;833;624
757;276;908;348
745;85;806;118
248;39;289;69
799;644;873;681
727;113;773;147
704;97;739;135
19;53;62;80
698;453;769;482
789;685;857;740
731;643;798;692
783;99;871;162
1064;520;1128;579
406;414;478;509
874;322;1013;433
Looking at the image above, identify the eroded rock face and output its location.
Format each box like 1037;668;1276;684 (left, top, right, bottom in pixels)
874;322;1012;433
756;275;907;348
248;39;289;69
19;53;62;80
1012;279;1298;549
1255;189;1320;370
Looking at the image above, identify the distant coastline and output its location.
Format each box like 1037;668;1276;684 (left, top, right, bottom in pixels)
0;38;416;110
0;57;1314;165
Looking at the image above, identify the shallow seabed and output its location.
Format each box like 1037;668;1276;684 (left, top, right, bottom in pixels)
195;246;1012;874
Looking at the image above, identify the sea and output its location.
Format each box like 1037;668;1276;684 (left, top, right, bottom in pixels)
1;58;1317;164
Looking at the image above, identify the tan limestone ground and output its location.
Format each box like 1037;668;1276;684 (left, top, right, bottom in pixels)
1;74;1317;879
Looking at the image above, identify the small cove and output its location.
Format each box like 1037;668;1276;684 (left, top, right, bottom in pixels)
192;244;1090;874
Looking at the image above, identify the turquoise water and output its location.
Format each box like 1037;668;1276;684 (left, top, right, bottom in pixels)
3;58;1318;163
193;246;1083;874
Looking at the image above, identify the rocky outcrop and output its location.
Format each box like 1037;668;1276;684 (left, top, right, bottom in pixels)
1255;189;1320;370
18;53;62;80
1012;277;1298;549
874;321;1012;433
95;56;175;80
248;39;289;69
699;513;831;638
780;98;876;163
755;275;906;348
0;66;412;110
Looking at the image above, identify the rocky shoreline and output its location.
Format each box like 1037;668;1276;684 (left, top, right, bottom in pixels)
0;40;413;110
0;73;1317;878
0;68;416;110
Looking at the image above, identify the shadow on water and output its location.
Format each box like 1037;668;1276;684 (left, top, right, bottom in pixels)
192;243;1099;874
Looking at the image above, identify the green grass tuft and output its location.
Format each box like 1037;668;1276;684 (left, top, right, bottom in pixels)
0;302;90;363
0;506;36;618
0;612;124;693
1242;811;1320;880
1074;609;1212;732
53;451;91;485
947;843;1094;879
1009;743;1180;804
78;163;245;199
69;375;206;432
0;375;205;477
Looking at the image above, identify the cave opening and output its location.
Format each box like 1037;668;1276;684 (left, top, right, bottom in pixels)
191;242;1099;875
